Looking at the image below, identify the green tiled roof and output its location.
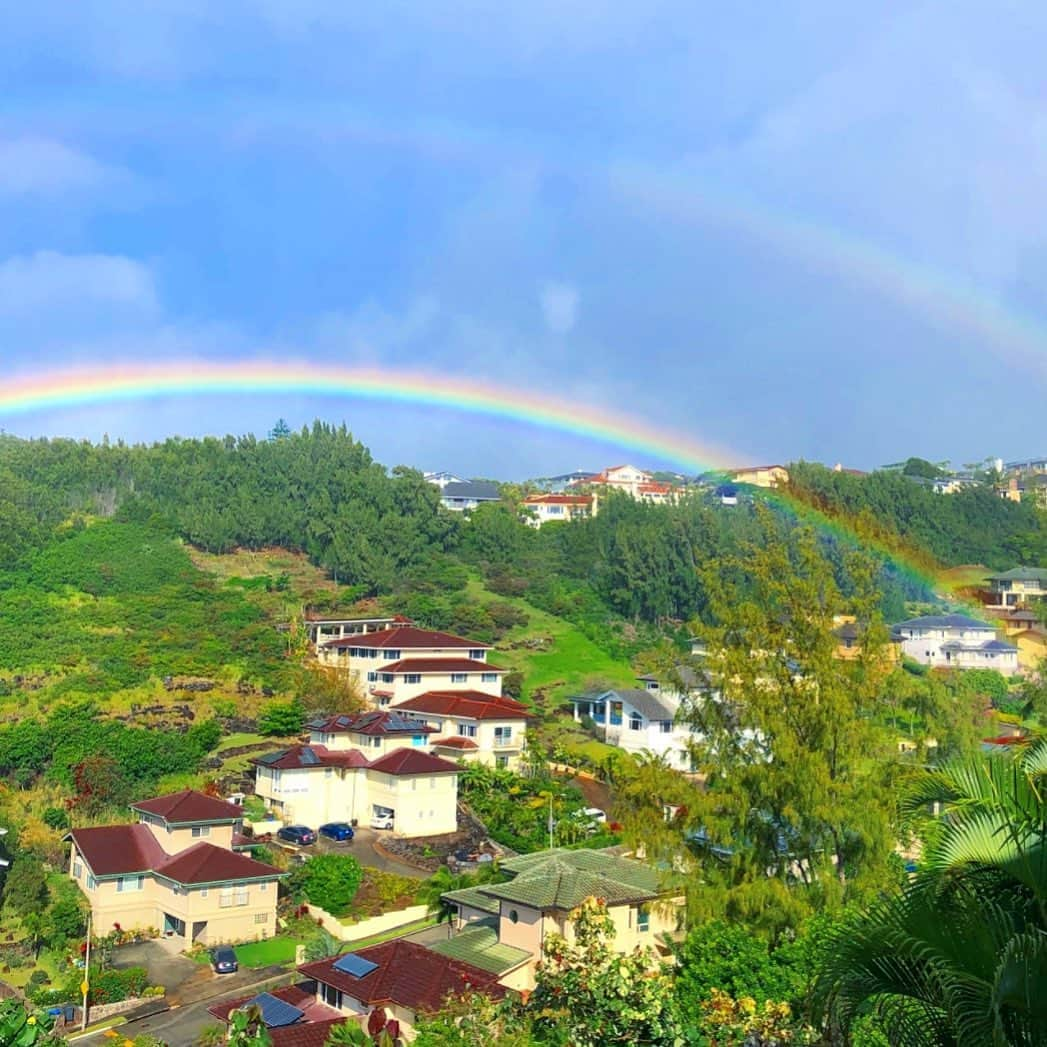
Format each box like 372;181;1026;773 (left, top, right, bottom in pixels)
441;885;501;915
429;924;532;975
481;848;664;912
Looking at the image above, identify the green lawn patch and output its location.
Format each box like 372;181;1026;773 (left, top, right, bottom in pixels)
338;915;437;950
234;936;298;968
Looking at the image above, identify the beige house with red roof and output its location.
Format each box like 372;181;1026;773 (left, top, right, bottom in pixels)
521;492;596;527
573;464;678;505
253;736;460;837
67;790;282;947
394;692;532;770
316;625;504;705
729;464;790;489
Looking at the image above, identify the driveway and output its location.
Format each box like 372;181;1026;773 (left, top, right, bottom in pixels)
112;939;199;995
294;827;427;879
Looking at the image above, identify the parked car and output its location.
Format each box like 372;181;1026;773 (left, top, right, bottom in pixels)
319;822;355;842
277;824;317;846
370;812;394;830
210;946;238;974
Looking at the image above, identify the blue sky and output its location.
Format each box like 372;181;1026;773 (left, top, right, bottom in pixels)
1;2;1046;477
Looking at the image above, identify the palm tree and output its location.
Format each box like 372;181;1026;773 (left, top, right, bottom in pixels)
815;740;1047;1045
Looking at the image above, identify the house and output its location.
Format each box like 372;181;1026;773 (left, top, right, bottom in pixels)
715;484;738;506
303;614;411;653
252;744;459;837
424;471;466;490
208;985;348;1046
568;677;702;773
393;691;533;770
317;625;499;703
437;847;685;991
520;493;595;527
306;710;436;758
575;464;678;504
728;465;790;489
892;614;1020;675
67;790;282;947
531;470;598;492
439;480;502;513
299;939;506;1039
984;567;1047;609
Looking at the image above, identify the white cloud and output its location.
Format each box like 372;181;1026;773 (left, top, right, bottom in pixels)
539;282;579;334
0;138;123;198
0;251;157;318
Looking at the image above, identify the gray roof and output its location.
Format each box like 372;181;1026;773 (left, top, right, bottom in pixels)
441;481;502;501
985;567;1047;583
570;687;677;722
893;614;994;631
940;639;1018;653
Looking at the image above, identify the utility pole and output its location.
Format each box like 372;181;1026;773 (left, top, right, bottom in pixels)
548;793;554;851
80;911;92;1032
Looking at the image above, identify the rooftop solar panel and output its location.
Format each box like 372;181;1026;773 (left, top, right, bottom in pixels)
247;992;304;1028
300;748;319;765
333;953;380;978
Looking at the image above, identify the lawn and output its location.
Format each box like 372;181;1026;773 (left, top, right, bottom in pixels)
462;577;635;704
233;936;299;968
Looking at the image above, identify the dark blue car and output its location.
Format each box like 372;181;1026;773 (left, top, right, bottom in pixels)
277;824;317;845
319;822;355;842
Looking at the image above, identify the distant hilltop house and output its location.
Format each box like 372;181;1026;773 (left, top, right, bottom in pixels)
423;470;465;489
66;790;282;948
984;567;1047;610
1003;456;1047;476
531;469;598;492
573;464;678;504
521;492;596;527
438;480;502;513
891;614;1019;676
727;464;790;489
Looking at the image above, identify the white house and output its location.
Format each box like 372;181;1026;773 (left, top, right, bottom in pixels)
568;675;703;773
892;614;1020;675
394;691;533;770
252;743;459;838
424;471;466;490
439;480;502;513
576;464;677;504
318;625;491;676
303;614;410;654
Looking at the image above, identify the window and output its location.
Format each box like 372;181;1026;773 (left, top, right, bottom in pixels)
659;721;673;734
494;726;513;743
322;984;342;1008
450;673;468;683
367;672;378;683
509;909;519;924
629;715;643;731
495;755;509;769
254;912;268;924
458;724;478;738
87;874;97;890
637;907;650;932
412;734;427;746
469;650;485;661
404;674;421;684
429;777;436;789
381;673;394;683
259;882;268;892
325;767;333;777
220;885;249;908
73;861;82;879
200;888;208;899
116;875;145;893
191;826;211;838
386;650;401;661
481;673;498;683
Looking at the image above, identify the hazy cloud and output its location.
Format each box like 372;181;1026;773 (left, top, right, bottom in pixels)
540;282;580;335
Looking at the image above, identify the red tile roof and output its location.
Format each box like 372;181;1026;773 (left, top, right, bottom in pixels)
430;736;479;750
250;744;372;771
299;940;505;1015
368;748;460;776
208;984;349;1047
68;824;166;877
396;691;532;721
132;789;244;825
310;712;434;736
323;626;490;651
522;494;592;506
375;658;504;674
638;482;672;495
154;842;282;885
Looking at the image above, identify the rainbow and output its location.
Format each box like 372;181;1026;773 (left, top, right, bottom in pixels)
0;358;947;597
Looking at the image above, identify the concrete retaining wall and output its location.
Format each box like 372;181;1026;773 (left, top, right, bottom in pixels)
304;903;430;943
